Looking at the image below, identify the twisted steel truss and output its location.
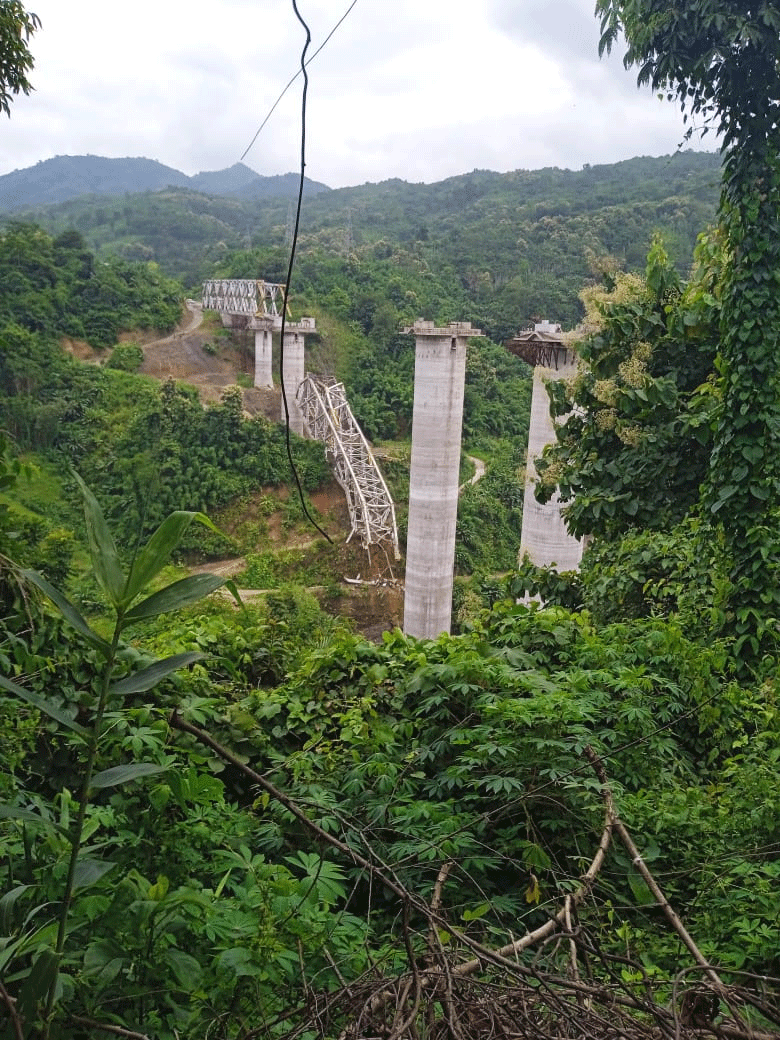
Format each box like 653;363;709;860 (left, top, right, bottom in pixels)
202;279;286;317
298;376;400;559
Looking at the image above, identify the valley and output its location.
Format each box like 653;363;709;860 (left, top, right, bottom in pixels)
2;144;780;1040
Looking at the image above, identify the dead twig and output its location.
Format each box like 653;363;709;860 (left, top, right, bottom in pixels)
0;981;23;1040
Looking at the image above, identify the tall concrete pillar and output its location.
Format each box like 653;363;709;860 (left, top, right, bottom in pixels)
253;318;275;388
280;318;315;435
403;320;484;640
519;339;583;571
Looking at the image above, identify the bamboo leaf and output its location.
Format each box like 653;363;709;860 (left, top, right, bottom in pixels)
72;471;125;608
125;511;220;604
109;652;206;696
124;574;225;622
91;763;168;789
20;569;111;657
0;674;88;736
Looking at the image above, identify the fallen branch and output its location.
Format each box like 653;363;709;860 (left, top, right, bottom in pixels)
69;1016;151;1039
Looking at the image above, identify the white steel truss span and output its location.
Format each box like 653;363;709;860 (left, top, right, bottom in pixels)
202;279;286;317
298;376;400;559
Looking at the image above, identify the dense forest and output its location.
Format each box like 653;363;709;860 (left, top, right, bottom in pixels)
8;150;722;333
2;143;780;1040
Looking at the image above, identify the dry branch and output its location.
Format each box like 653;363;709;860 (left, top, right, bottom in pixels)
169;719;780;1040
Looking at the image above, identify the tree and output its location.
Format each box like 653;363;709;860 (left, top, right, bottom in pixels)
535;238;717;541
0;0;40;116
596;1;780;662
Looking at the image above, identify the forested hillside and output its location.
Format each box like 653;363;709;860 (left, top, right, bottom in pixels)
8;151;721;331
2;142;780;1040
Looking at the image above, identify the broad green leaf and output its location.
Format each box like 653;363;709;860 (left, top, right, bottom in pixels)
91;763;168;789
223;577;243;606
72;471;125;608
109;652;206;696
124;574;225;621
627;870;655;906
462;902;490;922
72;858;117;892
0;674;88;736
216;946;257;977
84;939;127;984
20;569;110;657
125;511;219;604
166;948;204;990
0;922;58;973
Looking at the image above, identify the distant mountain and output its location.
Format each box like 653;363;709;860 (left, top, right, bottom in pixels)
4;151;722;325
0;155;331;212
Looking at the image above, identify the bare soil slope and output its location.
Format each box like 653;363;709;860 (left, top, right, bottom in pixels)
138;303;404;634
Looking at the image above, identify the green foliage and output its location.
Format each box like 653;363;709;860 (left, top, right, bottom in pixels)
0;223;182;348
0;0;40;116
0;476;227;1037
506;557;584;611
106;341;143;372
596;0;780;660
536;237;718;540
20;153;721;335
455;443;525;574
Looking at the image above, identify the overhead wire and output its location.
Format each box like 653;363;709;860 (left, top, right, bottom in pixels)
239;0;361;541
273;0;335;543
240;0;359;163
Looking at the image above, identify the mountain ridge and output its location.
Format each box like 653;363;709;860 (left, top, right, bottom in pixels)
0;155;331;212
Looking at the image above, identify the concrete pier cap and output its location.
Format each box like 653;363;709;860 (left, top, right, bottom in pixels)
403;319;484;641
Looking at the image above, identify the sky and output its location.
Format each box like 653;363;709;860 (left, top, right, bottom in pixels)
0;0;713;189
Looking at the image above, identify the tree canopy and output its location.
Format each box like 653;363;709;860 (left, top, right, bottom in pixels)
0;0;39;116
594;1;780;662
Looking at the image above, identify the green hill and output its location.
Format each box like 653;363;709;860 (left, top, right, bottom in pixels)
8;151;722;332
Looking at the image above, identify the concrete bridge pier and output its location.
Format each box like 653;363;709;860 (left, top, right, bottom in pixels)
403;320;484;640
252;317;276;388
281;318;316;435
506;321;583;573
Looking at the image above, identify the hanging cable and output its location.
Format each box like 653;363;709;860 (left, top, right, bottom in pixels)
240;0;359;162
278;0;333;544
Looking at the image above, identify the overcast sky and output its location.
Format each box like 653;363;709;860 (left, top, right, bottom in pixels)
0;0;713;188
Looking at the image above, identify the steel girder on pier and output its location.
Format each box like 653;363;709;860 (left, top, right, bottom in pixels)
298;376;400;560
202;279;286;317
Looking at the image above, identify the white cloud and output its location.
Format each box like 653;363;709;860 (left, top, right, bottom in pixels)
0;0;708;187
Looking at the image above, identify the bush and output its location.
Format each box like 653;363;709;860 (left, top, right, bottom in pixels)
107;342;144;372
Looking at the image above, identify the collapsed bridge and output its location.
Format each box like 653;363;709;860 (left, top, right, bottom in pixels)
298;376;400;561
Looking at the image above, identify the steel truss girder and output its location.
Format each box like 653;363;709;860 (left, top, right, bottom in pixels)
202;279;286;317
298;376;400;559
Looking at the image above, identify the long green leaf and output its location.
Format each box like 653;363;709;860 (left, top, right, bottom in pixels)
90;763;168;789
0;674;88;736
18;948;60;1024
109;652;206;697
20;569;111;657
0;886;33;933
124;574;225;622
72;471;125;608
0;805;70;840
124;511;220;605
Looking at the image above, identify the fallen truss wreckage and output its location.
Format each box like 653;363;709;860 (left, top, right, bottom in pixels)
298;376;400;561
